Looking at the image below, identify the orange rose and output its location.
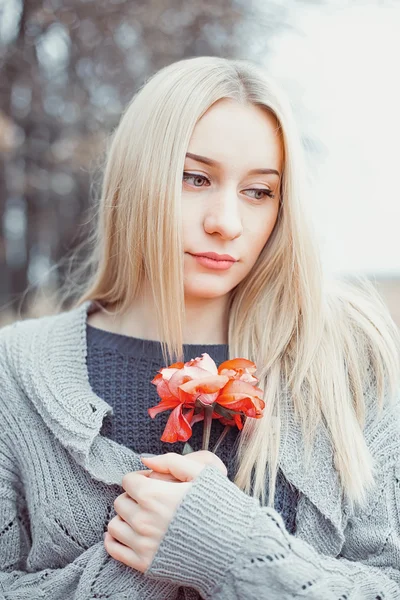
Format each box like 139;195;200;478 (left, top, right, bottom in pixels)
148;354;265;445
148;354;229;443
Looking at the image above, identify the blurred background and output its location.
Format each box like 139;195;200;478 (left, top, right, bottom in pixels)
0;0;399;327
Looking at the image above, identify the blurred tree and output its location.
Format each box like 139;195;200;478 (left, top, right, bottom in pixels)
0;0;300;315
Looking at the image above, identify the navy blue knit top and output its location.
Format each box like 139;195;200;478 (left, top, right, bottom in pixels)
86;323;299;534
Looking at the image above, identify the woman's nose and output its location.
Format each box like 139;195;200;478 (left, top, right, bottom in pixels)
203;188;243;240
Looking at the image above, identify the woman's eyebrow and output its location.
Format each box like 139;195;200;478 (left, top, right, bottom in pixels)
185;152;280;177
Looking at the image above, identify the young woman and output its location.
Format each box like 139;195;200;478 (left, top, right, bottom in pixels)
0;56;399;600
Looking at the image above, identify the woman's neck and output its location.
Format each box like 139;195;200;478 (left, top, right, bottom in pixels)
87;296;230;345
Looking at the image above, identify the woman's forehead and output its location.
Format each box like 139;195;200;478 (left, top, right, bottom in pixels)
187;101;283;175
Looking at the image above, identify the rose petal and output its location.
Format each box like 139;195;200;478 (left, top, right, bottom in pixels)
218;358;259;386
156;366;183;382
215;412;244;430
218;368;259;385
178;374;229;405
160;404;193;443
166;365;212;398
185;408;205;426
148;397;181;418
152;377;177;400
185;353;218;375
217;379;265;417
237;372;259;385
218;358;257;374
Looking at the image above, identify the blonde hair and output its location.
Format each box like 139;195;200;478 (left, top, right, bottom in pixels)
49;56;399;508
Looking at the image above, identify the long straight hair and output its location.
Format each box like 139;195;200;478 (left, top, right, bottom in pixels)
54;56;400;508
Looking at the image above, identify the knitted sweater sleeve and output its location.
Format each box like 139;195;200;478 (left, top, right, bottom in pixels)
0;431;182;600
145;392;400;600
0;327;182;600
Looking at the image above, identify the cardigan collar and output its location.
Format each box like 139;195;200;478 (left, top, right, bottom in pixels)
13;299;347;554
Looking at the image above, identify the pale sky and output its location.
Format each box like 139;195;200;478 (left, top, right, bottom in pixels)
263;1;400;276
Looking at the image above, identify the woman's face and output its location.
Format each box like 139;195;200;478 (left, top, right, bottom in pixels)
182;98;283;301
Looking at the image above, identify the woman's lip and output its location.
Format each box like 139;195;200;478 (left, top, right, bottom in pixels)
190;253;237;262
188;254;236;271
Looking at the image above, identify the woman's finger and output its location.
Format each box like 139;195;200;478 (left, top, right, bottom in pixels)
104;531;146;572
114;491;140;523
107;515;137;548
147;470;178;482
135;453;204;483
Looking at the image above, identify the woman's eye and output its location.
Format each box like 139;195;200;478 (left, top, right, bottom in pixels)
244;189;275;200
182;173;274;200
183;172;210;187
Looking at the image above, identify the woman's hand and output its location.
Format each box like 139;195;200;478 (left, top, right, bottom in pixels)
104;451;227;573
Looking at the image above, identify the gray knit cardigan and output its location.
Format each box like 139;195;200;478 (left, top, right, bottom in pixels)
0;299;399;599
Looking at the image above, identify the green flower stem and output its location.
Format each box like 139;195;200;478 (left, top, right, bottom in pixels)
201;405;214;451
211;424;231;454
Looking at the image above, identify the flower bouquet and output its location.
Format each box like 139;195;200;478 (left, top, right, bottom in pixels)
148;353;264;454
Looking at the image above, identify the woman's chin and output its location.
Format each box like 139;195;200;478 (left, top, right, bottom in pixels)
183;282;233;300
